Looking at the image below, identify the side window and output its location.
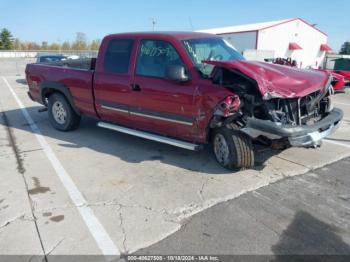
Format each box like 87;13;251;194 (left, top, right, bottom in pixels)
136;40;184;78
104;39;134;74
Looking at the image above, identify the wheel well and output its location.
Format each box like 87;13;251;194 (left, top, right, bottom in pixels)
208;127;218;143
42;88;62;104
41;87;80;115
207;122;241;143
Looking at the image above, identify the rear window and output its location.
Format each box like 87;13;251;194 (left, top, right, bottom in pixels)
38;56;66;63
104;39;134;74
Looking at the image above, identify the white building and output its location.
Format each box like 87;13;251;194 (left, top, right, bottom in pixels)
198;18;332;69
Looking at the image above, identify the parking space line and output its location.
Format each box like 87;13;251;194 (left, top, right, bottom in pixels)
2;77;120;257
334;101;350;106
324;139;350;149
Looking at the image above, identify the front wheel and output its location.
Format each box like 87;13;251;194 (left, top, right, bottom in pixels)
48;93;81;131
212;128;254;170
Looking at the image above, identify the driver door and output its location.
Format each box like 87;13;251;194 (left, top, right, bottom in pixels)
129;39;197;142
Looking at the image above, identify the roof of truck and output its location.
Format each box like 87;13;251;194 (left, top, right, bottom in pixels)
105;31;218;40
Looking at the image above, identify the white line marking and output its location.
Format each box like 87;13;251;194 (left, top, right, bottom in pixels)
324;139;350;149
334;101;350;106
2;77;120;257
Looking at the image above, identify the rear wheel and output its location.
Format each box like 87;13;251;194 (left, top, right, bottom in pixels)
48;93;80;131
212;127;254;170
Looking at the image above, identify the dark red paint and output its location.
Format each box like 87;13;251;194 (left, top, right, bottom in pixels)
26;32;332;144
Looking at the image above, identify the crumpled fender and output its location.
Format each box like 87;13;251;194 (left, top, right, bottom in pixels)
203;60;331;99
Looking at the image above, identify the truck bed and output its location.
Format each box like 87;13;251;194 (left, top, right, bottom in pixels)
26;60;97;117
39;58;96;70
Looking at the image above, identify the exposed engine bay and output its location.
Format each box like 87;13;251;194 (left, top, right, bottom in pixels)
210;67;335;144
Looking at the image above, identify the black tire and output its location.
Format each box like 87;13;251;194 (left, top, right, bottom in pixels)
48;93;81;131
212;127;254;170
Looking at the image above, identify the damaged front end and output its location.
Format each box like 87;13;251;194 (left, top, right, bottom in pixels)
208;61;343;148
265;77;334;127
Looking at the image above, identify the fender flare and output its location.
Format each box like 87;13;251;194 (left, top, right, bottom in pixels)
39;81;80;115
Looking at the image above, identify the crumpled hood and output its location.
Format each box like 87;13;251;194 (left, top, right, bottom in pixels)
204;60;331;99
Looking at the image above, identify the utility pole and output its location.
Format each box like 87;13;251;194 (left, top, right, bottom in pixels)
150;18;157;31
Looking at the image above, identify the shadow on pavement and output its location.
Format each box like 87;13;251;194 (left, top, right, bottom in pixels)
1;106;280;175
272;211;350;258
15;78;27;85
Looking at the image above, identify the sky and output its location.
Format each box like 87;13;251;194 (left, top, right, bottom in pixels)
0;0;349;51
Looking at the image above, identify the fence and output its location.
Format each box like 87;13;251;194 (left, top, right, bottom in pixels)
0;50;98;58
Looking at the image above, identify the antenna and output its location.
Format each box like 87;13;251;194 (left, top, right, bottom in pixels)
150;17;157;31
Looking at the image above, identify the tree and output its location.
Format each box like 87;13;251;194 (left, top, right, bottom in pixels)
0;28;14;50
12;38;22;50
49;43;61;51
340;41;350;55
72;32;87;50
61;41;71;51
27;42;41;50
89;39;100;50
41;41;48;50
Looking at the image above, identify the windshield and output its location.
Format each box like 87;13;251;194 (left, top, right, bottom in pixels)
182;38;245;77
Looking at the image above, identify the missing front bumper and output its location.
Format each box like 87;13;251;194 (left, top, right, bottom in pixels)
241;108;343;147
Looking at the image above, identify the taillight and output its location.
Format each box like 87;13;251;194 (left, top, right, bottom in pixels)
216;95;241;117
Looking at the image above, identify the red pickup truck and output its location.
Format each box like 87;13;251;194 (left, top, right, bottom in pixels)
26;32;343;170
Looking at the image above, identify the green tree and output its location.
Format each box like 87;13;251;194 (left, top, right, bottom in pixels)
0;28;14;50
340;41;350;55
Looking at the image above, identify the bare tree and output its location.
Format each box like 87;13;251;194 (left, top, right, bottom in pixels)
13;38;21;50
49;43;61;50
72;32;87;50
61;41;71;51
41;41;48;50
89;39;100;50
4;31;101;51
27;42;41;50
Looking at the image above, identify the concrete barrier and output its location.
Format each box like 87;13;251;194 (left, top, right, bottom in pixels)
0;51;38;58
0;50;98;58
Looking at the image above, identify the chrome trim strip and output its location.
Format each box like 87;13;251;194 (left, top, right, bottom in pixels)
97;122;200;151
130;111;193;126
101;103;193;126
101;105;128;114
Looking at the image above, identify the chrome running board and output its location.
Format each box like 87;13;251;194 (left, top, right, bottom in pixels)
97;122;202;151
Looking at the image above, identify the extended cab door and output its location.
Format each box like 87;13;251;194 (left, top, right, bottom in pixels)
129;39;197;142
93;36;136;126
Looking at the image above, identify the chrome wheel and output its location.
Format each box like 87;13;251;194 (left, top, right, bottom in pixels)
52;101;67;124
214;133;230;166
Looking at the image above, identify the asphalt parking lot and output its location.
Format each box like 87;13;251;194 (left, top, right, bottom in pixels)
1;58;350;260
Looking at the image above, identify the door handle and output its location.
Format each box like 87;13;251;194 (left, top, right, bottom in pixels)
131;84;141;91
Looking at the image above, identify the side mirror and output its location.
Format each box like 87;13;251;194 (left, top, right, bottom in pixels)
165;65;189;82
